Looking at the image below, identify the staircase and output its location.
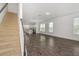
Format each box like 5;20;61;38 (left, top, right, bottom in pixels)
0;12;21;56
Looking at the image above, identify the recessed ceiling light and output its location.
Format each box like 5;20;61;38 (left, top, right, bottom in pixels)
45;12;51;15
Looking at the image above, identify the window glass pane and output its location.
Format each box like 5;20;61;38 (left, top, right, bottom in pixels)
40;24;45;32
49;22;53;32
73;18;79;34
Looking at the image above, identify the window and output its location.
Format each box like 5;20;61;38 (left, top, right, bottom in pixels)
49;22;53;32
40;24;42;31
40;24;45;32
73;18;79;34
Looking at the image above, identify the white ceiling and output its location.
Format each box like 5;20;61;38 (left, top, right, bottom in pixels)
23;3;79;25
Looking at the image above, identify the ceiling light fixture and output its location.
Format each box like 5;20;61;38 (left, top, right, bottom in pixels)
45;12;51;15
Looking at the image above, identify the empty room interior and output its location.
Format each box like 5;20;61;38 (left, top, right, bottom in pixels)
23;3;79;56
0;3;24;56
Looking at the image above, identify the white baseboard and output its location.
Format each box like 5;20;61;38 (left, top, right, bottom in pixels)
39;32;79;41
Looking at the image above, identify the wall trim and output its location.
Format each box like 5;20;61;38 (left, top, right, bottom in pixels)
39;32;79;42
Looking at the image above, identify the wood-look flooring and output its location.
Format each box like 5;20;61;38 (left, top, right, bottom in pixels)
0;12;21;56
25;34;79;56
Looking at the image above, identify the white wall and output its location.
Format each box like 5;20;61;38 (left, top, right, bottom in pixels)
38;12;79;41
0;4;8;24
8;3;18;14
0;3;5;10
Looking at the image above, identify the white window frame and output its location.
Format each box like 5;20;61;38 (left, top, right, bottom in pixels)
49;22;53;32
